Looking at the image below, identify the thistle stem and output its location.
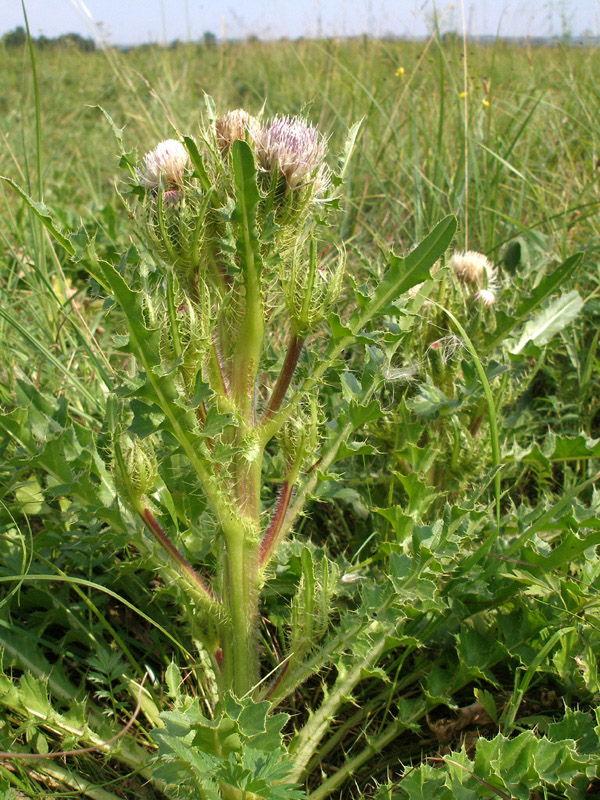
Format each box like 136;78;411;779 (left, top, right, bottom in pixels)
139;507;217;604
222;532;260;696
260;479;294;566
261;333;305;425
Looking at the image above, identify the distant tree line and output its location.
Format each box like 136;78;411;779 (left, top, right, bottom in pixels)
1;26;96;51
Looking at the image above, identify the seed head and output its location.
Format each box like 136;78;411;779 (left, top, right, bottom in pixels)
140;139;189;189
473;288;496;306
257;115;328;190
449;250;497;288
215;109;261;153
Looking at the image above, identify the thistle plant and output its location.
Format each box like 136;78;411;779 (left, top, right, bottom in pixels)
2;102;456;799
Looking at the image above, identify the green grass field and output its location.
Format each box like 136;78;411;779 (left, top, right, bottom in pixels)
1;32;600;800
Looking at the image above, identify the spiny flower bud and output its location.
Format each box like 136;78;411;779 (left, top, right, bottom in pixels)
283;242;346;334
142;186;206;272
116;438;159;500
277;397;321;467
140;139;190;189
215;109;261;153
257;115;328;191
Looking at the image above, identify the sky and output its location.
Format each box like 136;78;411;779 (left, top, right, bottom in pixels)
2;0;599;45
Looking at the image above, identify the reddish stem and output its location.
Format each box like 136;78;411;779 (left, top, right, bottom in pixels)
264;661;290;700
212;337;230;399
261;334;305;425
140;508;217;602
260;480;294;566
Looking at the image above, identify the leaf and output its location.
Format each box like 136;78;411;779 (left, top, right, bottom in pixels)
338;118;363;180
511;290;583;354
1;177;75;255
231;139;263;280
350;215;457;330
484;252;582;352
182;135;212;191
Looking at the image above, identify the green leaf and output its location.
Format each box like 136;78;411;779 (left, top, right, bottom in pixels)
231;139;262;280
338;118;363;180
484;252;582;353
182;135;212;191
511;290;583;354
350;215;457;330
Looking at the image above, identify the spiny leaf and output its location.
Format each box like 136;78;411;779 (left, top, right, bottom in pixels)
351;215;457;329
511;289;583;354
484;252;582;353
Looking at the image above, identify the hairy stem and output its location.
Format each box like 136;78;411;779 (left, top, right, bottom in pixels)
260;479;294;565
289;634;388;781
221;532;260;696
139;507;217;604
261;332;305;424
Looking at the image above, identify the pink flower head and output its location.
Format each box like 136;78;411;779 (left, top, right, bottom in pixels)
257;115;328;190
140;139;189;189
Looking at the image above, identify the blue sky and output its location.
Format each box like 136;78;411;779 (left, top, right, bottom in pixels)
4;1;598;44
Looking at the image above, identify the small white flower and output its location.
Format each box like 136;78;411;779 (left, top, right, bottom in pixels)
140;139;189;189
257;115;328;190
474;288;496;306
449;250;497;288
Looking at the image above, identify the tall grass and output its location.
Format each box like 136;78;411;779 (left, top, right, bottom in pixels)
1;31;600;800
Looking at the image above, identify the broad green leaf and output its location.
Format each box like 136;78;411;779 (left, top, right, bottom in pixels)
512;289;583;354
231;139;262;280
484;252;582;352
350;215;457;331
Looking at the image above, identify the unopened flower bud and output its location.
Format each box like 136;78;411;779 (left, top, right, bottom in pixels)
277;397;321;468
215;109;261;153
142;186;206;272
284;242;345;334
117;438;159;500
140;139;190;189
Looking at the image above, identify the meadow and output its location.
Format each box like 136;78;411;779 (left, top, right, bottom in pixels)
1;30;600;800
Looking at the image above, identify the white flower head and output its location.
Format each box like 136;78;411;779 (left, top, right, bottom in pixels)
257;115;328;190
140;139;189;189
473;288;497;306
449;250;498;289
215;109;261;153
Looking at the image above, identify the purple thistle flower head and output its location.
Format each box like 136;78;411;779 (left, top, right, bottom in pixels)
140;139;189;189
257;115;328;190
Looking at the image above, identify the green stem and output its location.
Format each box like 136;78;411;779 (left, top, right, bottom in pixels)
166;268;182;359
306;708;424;800
222;533;260;696
289;634;388;781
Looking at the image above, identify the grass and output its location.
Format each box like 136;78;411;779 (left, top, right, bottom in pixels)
1;30;600;800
